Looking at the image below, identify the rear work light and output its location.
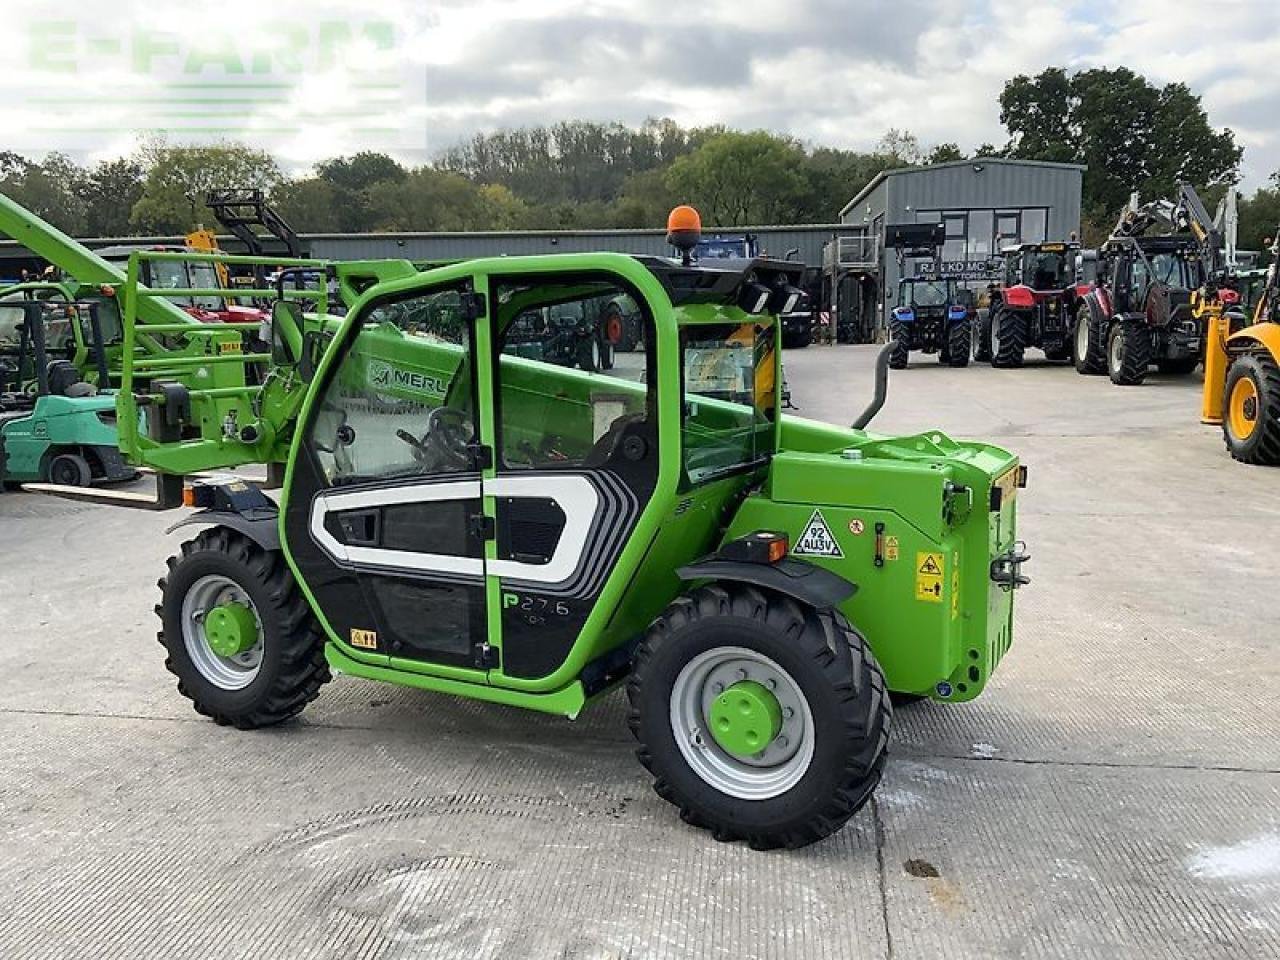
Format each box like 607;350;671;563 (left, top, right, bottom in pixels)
718;531;789;564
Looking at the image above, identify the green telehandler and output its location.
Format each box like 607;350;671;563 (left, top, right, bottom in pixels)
100;209;1030;849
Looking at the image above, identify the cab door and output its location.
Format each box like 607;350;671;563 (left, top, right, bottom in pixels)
282;278;496;670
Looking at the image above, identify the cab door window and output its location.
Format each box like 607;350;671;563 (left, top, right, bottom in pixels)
309;286;477;485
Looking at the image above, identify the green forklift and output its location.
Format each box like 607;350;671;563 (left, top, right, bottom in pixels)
98;210;1030;850
0;300;135;486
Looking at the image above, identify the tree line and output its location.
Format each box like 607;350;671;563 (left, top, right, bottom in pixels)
0;67;1275;258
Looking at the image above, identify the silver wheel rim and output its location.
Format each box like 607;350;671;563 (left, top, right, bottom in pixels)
670;646;815;801
181;574;265;691
1109;330;1123;372
1076;317;1089;358
990;315;1001;357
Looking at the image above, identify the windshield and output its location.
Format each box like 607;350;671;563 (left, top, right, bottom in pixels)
187;261;225;311
695;239;751;260
682;321;776;484
150;260;225;311
1149;253;1193;288
903;281;949;307
1025;252;1069;288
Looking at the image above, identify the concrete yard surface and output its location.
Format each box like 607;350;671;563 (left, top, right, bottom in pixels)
2;344;1279;959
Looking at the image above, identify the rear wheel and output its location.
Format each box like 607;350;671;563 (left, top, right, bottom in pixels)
887;319;910;369
1107;319;1151;386
158;527;330;728
1074;306;1106;375
628;584;891;850
46;452;92;487
577;337;601;373
947;321;970;367
1223;353;1280;465
990;305;1026;368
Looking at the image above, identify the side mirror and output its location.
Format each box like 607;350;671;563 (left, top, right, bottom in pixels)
299;329;327;383
271;300;306;367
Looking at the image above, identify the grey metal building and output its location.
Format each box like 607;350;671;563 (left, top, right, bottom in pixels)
831;158;1085;337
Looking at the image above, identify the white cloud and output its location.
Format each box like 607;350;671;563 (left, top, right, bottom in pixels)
0;0;1275;194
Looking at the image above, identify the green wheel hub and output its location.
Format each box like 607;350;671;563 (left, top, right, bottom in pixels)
707;680;783;757
203;602;259;658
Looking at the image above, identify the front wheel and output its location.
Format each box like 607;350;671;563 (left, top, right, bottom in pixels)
973;310;992;362
1223;353;1280;465
1074;307;1106;375
887;320;910;369
158;527;330;728
1107;319;1151;386
990;305;1026;368
628;584;891;850
946;321;970;367
46;452;92;487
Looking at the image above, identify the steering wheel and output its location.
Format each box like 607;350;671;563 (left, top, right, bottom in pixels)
397;406;473;473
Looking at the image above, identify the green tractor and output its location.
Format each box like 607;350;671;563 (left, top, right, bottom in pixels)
0;300;135;486
117;225;1028;849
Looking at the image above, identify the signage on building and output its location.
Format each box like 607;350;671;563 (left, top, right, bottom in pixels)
915;258;1003;281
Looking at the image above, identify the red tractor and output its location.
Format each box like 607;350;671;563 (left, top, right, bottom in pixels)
977;241;1092;367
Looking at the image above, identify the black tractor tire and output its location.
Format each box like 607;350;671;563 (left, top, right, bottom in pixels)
1074;306;1107;375
628;583;891;850
576;337;601;373
1156;356;1198;376
990;305;1026;368
1222;353;1280;465
887;320;911;369
46;452;92;487
1107;319;1152;386
973;310;993;362
157;527;331;729
946;321;970;367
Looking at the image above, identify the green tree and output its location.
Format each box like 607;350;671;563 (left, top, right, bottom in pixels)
665;131;808;226
313;151;407;232
1239;172;1280;264
272;178;344;233
1000;67;1242;222
0;153;88;234
795;147;893;222
875;129;922;166
80;158;144;236
925;142;965;165
130;142;282;233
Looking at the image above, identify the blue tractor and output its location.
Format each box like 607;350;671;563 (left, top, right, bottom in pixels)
884;223;974;369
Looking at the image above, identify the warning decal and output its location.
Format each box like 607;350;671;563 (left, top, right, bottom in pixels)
794;510;844;558
915;552;945;603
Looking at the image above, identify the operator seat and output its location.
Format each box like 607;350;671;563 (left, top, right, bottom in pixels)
46;361;97;398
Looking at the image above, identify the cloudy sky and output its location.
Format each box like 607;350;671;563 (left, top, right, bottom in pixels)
4;0;1278;191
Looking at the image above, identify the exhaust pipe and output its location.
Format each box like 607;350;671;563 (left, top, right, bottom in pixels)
852;341;898;430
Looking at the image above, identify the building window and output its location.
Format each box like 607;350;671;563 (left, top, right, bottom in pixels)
995;211;1020;252
1021;208;1047;243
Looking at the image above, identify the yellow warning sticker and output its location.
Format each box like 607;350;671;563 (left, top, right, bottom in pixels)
885;536;900;562
350;629;378;650
916;552;945;603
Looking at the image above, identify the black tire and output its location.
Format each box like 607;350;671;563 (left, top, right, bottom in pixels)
887;319;910;369
946;321;970;367
157;527;330;729
627;583;891;850
576;337;600;373
1107;319;1151;386
46;452;92;487
990;305;1026;368
598;340;615;371
1074;306;1106;375
1156;356;1198;376
1222;353;1280;465
973;310;992;362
